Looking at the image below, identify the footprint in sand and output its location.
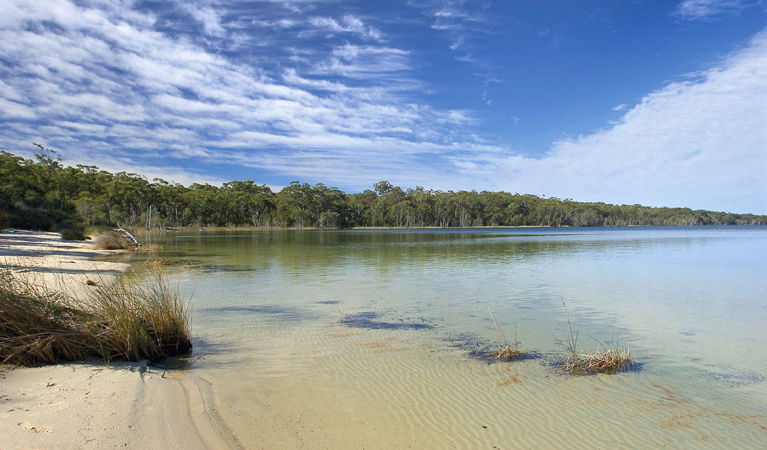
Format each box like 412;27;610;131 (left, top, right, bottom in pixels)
18;421;51;433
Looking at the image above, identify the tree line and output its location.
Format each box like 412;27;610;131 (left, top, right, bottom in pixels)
2;149;765;232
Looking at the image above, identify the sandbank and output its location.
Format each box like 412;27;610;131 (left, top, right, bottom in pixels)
0;230;230;449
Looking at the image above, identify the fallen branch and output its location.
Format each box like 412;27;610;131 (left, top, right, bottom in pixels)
114;228;141;247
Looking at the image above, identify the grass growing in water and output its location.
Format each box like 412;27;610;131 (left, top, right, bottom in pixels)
561;341;632;375
557;298;632;375
488;308;524;361
0;269;191;366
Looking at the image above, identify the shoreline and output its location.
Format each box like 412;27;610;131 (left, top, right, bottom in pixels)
0;230;229;449
128;223;766;235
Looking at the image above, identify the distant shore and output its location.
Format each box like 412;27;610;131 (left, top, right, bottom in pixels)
127;223;767;235
135;225;559;232
0;230;227;449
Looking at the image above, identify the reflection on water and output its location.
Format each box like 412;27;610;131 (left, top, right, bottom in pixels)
131;227;767;447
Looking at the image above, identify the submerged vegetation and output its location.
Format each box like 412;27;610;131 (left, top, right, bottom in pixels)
2;149;766;233
0;269;191;366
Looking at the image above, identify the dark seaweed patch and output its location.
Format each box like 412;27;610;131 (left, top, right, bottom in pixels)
200;305;317;321
467;349;542;364
340;312;434;330
443;331;540;364
708;370;766;386
443;331;487;352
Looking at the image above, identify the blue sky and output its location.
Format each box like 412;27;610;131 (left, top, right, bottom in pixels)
1;0;766;213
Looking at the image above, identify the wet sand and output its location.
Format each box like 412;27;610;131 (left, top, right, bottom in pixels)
0;230;228;449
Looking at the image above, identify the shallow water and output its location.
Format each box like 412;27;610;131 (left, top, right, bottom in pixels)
135;227;767;448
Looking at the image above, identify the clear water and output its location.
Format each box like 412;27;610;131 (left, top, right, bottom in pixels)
133;227;767;448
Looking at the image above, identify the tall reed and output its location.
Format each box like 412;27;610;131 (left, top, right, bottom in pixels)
488;308;524;361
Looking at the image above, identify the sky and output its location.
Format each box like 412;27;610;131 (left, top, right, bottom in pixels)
1;0;766;213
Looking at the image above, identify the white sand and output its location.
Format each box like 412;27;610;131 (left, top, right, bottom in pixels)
0;230;230;449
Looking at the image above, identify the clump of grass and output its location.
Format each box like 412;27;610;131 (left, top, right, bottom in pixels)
561;342;632;375
92;230;137;250
0;269;191;366
488;308;524;361
557;298;632;375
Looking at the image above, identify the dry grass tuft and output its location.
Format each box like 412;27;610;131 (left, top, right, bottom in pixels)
493;347;525;361
560;344;632;375
92;230;137;250
488;308;525;361
557;297;632;374
0;269;191;366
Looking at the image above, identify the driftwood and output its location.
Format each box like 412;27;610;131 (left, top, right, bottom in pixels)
114;228;141;247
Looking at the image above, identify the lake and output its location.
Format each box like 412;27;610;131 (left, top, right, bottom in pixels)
131;227;767;448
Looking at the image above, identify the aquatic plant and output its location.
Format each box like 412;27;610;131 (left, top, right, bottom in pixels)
557;298;632;374
0;269;191;366
560;341;632;375
488;308;524;361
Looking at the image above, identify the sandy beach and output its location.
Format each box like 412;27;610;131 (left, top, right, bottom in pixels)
0;230;229;449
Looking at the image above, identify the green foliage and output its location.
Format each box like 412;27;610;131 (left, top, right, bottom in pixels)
0;149;81;231
0;211;10;230
1;149;765;231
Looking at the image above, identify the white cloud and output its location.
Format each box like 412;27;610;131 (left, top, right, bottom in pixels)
457;29;767;213
0;98;37;119
179;2;226;37
676;0;754;20
417;0;489;60
312;44;415;85
0;0;490;188
74;157;229;187
307;14;382;41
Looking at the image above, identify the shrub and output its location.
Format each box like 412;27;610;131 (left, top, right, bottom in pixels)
93;230;137;250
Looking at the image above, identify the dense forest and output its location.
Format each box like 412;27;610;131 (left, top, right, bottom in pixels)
2;149;765;232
